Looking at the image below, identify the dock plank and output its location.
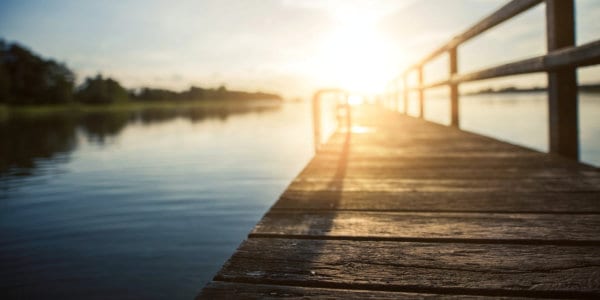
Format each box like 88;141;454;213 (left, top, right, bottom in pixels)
285;178;600;193
298;166;600;179
215;238;600;298
198;282;525;299
251;211;600;244
275;190;600;212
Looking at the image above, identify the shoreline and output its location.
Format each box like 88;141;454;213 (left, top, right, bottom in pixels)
0;99;282;121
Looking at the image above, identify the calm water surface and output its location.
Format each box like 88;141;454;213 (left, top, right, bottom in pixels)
420;92;600;166
1;93;598;299
1;103;313;299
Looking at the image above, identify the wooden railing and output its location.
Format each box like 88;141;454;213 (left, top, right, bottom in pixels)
385;0;600;161
312;89;351;153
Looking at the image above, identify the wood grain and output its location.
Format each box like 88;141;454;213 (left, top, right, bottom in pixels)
252;211;600;244
275;190;600;213
198;281;522;299
216;238;600;297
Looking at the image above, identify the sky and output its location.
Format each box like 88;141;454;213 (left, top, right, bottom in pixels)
1;0;600;99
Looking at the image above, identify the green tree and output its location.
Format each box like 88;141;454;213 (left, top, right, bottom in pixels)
0;64;9;103
76;74;129;104
0;41;74;104
45;60;75;103
0;41;10;103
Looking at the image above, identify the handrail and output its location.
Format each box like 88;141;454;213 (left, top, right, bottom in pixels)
312;89;351;153
406;39;600;91
387;0;600;161
404;0;543;73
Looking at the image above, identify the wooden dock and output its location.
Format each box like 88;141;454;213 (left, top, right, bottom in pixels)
198;106;600;299
198;0;600;297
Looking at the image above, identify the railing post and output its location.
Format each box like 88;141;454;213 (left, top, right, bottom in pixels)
384;84;389;109
312;92;321;153
388;85;392;109
386;85;390;110
546;0;578;160
394;80;400;112
403;74;409;114
449;47;460;127
418;66;424;118
344;93;352;131
389;84;394;109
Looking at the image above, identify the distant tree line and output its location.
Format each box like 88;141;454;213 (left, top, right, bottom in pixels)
0;40;281;105
0;40;75;104
130;85;282;102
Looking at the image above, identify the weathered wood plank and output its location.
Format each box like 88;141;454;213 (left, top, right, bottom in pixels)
449;46;460;127
449;0;543;50
403;75;409;114
216;238;600;297
547;0;578;160
323;131;531;144
298;167;600;180
252;211;600;244
418;66;424;118
198;281;525;299
286;178;600;193
443;39;600;85
318;141;532;151
275;190;600;212
307;150;597;169
315;148;539;156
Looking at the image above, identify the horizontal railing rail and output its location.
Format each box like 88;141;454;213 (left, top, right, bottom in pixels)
408;39;600;90
386;0;600;161
405;0;543;73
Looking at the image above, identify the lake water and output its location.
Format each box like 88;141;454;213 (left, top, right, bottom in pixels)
0;103;314;299
1;93;599;299
416;92;600;166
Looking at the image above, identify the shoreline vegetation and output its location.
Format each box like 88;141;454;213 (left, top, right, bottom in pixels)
0;40;282;110
0;100;281;122
468;84;600;95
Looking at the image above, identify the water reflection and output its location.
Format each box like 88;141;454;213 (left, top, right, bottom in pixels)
80;111;130;144
0;113;77;177
0;103;280;179
421;92;600;166
0;102;311;300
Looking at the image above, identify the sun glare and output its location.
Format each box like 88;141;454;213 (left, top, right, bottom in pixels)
347;95;364;106
317;11;399;95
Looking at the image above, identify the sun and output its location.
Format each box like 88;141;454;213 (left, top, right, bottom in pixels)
347;94;364;106
316;12;399;95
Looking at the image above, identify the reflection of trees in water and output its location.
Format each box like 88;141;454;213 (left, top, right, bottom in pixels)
135;104;279;124
0;104;280;177
0;113;77;176
79;111;132;144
